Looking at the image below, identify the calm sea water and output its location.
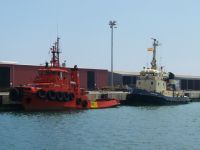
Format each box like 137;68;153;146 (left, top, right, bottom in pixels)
0;103;200;150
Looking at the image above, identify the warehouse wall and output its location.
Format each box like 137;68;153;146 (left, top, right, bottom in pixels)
11;65;39;86
0;64;108;91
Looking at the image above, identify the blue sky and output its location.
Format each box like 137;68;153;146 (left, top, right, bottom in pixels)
0;0;200;75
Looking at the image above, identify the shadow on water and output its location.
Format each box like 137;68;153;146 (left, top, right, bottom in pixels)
123;103;187;111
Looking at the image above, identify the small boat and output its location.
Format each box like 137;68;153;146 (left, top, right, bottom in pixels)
122;38;190;106
9;37;119;110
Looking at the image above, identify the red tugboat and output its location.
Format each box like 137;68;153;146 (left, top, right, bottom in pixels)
9;37;119;110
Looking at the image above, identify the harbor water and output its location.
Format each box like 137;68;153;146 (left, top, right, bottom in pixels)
1;103;200;150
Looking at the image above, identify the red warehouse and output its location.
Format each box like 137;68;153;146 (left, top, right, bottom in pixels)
0;63;108;91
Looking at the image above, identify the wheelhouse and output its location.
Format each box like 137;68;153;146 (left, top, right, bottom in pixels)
34;67;69;83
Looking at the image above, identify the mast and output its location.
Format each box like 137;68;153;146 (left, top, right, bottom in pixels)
50;37;60;67
151;38;159;70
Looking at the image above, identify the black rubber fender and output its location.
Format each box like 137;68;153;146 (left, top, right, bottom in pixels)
63;92;70;101
37;90;47;99
9;88;22;101
69;93;75;100
47;90;56;101
81;100;88;108
56;92;64;101
76;98;82;105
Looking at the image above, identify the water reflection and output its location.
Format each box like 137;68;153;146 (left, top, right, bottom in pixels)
0;109;85;117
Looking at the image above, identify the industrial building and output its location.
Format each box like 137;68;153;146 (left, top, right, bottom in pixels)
112;71;200;91
0;63;108;91
1;62;200;91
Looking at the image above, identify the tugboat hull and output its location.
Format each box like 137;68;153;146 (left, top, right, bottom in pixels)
121;89;190;106
21;94;119;111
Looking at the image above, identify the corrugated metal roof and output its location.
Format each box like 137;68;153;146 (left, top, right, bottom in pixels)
176;74;200;79
113;70;200;80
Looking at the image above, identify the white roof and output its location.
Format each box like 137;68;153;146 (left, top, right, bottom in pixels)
176;74;200;80
0;61;18;64
113;71;140;76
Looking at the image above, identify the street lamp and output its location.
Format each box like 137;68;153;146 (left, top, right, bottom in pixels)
109;20;117;91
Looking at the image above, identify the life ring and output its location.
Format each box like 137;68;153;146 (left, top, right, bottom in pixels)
47;90;56;100
56;92;64;101
37;90;46;99
9;88;22;101
76;98;82;105
81;100;88;108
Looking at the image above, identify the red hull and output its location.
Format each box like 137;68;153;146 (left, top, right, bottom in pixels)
22;96;119;111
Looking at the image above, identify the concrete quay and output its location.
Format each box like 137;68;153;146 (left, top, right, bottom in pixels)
0;92;22;111
184;91;200;101
87;91;128;101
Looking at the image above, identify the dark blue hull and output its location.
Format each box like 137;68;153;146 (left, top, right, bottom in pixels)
121;89;190;106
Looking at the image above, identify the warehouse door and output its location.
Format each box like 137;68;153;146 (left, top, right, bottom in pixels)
87;71;95;90
0;67;10;89
123;76;131;85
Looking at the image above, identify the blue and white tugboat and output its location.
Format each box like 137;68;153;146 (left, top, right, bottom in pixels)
123;38;190;105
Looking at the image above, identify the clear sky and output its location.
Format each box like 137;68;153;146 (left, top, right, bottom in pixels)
0;0;200;75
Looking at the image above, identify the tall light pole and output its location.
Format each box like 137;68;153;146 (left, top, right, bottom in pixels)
109;20;117;90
